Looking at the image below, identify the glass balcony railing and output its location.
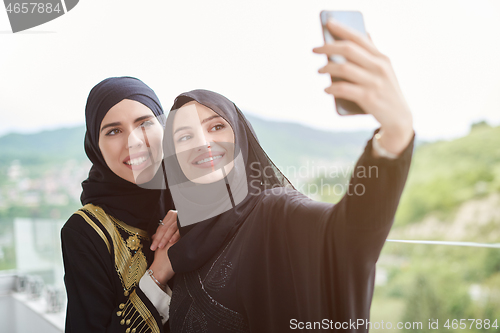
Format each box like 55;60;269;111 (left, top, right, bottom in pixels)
0;218;65;333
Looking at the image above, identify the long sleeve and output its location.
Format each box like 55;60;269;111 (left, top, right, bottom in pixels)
139;272;172;324
61;214;168;333
335;128;415;231
326;129;415;328
235;130;415;332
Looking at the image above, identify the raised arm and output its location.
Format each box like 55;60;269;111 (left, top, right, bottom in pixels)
312;17;415;230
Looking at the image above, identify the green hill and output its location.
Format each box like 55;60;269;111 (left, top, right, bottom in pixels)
1;115;496;226
0;126;87;166
246;114;372;169
308;122;500;227
0;114;372;174
0;114;373;219
395;122;500;226
370;122;500;331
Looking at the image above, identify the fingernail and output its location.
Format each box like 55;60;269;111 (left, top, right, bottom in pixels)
150;245;154;250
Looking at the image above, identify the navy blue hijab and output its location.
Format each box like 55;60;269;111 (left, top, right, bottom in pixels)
80;77;172;230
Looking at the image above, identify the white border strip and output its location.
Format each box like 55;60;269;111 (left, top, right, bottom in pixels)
386;239;500;249
60;0;68;14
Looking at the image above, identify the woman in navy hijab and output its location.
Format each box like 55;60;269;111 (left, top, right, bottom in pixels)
62;77;178;333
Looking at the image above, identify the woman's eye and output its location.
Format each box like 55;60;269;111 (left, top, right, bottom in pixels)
178;134;192;142
210;124;225;132
106;128;120;136
140;120;154;128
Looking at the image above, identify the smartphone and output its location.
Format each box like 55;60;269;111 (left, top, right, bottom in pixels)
320;10;367;115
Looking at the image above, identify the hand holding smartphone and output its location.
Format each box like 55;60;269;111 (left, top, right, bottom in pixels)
320;11;368;115
316;11;414;157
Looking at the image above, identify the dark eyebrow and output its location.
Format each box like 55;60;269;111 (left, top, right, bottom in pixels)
100;115;154;133
201;115;220;124
173;115;221;135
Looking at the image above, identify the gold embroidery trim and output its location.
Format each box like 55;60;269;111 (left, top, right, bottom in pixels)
74;210;111;253
77;204;149;293
126;234;143;251
117;289;158;333
129;289;160;333
81;204;149;239
110;215;149;239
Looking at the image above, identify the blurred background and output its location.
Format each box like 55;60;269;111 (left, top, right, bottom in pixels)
1;0;499;332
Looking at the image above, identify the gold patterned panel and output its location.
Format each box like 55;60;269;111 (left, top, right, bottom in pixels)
74;210;111;253
109;215;149;238
129;289;160;333
79;204;149;293
116;289;161;333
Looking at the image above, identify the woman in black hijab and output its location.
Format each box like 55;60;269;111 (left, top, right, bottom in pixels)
161;90;414;333
61;77;178;333
161;22;415;333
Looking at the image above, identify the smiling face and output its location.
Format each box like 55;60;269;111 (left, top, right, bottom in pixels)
98;99;163;184
172;101;235;184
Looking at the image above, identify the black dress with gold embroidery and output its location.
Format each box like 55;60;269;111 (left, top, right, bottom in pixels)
61;204;168;333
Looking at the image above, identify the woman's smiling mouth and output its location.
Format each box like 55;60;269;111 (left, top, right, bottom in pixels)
126;156;147;165
123;152;151;170
192;151;225;168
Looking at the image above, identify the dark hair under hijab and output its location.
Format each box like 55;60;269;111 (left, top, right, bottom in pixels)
80;76;172;231
165;89;294;273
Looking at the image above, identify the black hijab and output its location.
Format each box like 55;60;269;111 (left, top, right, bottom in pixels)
80;76;171;231
165;89;294;273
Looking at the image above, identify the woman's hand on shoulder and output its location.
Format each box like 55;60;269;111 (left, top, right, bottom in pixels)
150;238;177;284
149;210;180;284
150;210;180;251
313;20;414;156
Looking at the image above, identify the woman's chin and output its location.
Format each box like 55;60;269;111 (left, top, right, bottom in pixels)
132;162;161;185
190;170;224;184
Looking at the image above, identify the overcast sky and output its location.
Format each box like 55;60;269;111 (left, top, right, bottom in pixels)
1;0;499;141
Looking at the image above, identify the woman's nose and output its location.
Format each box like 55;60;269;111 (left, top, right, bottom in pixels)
127;128;144;148
194;131;211;150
